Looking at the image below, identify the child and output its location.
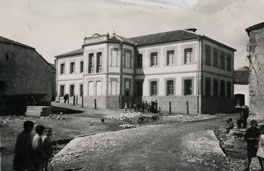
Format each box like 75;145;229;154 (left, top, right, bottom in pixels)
32;125;45;171
13;121;35;171
257;125;264;171
42;127;53;171
226;118;234;134
244;120;263;171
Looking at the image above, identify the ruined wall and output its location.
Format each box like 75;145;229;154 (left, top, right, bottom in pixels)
248;27;264;115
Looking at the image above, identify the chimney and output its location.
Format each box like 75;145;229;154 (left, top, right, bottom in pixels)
185;28;197;33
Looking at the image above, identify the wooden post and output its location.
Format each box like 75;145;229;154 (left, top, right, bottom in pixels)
186;101;189;114
94;99;97;109
73;96;75;106
81;96;84;107
169;101;171;114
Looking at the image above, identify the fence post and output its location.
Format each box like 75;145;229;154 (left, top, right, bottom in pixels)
186;101;189;114
94;99;97;109
73;96;75;106
81;96;84;107
169;101;171;114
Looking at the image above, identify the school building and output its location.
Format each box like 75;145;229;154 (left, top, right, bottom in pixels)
55;29;236;114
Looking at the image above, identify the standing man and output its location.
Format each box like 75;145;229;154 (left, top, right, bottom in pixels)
13;121;35;171
244;120;263;171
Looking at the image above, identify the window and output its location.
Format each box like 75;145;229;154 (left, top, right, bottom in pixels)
135;81;143;96
137;54;142;68
80;84;83;97
221;80;225;97
213;49;218;67
60;85;64;97
125;50;131;68
227;54;231;71
213;79;218;97
70;85;75;97
184;48;193;64
150;81;157;96
227;81;231;98
70;62;75;74
6;55;9;61
205;45;211;66
184;79;192;95
167;80;174;96
111;80;117;95
125;80;130;96
96;81;102;96
60;63;65;74
167;50;174;65
220;52;225;69
88;53;94;73
96;52;102;73
205;77;211;96
150;52;158;67
88;82;94;96
111;48;118;67
80;61;83;73
0;81;6;91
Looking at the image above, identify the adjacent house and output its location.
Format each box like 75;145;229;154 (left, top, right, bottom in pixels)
246;22;264;115
0;36;55;115
55;29;236;114
234;66;249;107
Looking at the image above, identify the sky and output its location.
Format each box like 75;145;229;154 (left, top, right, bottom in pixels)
1;0;264;69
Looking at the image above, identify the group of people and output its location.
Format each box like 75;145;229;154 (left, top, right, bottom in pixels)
125;100;160;113
13;121;53;171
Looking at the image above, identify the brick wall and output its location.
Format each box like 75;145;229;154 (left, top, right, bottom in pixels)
248;27;264;115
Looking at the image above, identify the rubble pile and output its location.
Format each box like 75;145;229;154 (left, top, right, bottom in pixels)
104;112;142;121
161;114;215;122
52;126;155;164
0;115;25;125
40;113;69;120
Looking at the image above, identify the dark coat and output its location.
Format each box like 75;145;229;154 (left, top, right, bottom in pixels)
245;126;260;158
13;131;35;171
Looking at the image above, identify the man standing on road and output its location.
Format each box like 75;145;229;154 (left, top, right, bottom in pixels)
13;121;35;171
244;120;263;171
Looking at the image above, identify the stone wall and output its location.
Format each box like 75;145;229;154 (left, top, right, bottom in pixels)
248;27;264;115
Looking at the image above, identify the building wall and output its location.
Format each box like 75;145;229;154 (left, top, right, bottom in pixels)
201;39;235;113
248;27;264;114
55;35;236;114
0;42;54;104
234;84;249;106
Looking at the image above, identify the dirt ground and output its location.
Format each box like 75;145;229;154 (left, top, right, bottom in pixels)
0;103;246;171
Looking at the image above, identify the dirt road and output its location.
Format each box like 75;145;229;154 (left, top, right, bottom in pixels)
53;114;242;171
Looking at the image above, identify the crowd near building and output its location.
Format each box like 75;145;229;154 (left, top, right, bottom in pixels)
55;29;236;114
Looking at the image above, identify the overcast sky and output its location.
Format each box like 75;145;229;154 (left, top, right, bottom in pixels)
1;0;264;69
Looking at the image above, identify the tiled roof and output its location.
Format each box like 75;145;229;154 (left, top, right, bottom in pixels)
0;36;34;49
129;30;199;46
55;48;83;58
109;34;136;45
234;66;249;84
